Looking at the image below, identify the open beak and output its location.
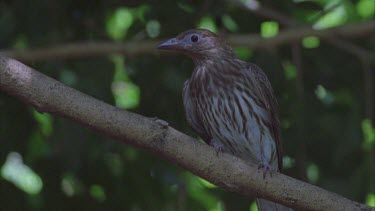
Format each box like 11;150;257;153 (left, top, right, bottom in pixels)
157;38;184;50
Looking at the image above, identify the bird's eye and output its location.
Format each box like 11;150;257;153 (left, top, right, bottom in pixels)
191;35;199;42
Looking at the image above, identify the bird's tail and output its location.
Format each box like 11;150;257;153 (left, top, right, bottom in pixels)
256;198;293;211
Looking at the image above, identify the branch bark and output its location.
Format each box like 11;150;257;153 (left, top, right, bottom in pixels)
1;20;374;62
0;56;372;210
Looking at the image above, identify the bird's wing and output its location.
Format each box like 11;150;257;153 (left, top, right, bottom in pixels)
244;62;283;171
183;80;211;143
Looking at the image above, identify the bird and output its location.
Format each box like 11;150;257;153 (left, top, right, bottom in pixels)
158;29;292;211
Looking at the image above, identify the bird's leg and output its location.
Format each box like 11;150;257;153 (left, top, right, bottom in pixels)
209;139;224;155
257;163;274;179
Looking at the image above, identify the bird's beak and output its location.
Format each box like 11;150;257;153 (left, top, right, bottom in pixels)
157;38;184;50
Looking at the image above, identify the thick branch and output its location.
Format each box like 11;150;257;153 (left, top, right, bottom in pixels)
0;57;372;210
1;21;374;62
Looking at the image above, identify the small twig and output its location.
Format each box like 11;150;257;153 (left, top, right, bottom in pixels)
326;38;375;61
360;56;375;208
361;59;374;121
227;0;297;26
1;21;374;62
292;43;304;96
291;42;308;180
227;0;375;61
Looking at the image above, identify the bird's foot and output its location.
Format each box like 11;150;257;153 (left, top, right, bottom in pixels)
151;117;169;128
257;163;274;179
209;139;224;156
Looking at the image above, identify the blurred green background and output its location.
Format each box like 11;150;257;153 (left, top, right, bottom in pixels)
0;0;374;210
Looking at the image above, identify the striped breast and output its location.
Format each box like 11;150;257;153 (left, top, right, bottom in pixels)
189;59;278;168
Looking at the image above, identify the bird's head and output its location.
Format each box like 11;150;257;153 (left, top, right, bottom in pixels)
157;29;235;60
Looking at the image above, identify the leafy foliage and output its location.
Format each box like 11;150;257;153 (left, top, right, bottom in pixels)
0;0;374;210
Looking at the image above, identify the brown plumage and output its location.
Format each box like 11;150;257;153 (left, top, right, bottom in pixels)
158;29;291;211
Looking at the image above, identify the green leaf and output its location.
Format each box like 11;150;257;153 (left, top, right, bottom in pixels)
146;19;161;38
261;21;279;38
222;15;239;32
197;16;217;32
315;85;334;105
61;173;84;197
356;0;375;19
177;2;195;13
183;173;219;210
32;109;53;137
282;156;295;169
123;147;139;162
313;4;347;29
366;193;375;207
234;47;253;61
112;81;140;109
59;69;78;86
110;55;140;109
209;201;224;211
133;4;150;23
302;36;320;48
361;119;375;151
249;201;258;211
13;34;28;49
27;131;50;161
1;152;43;195
198;177;217;188
104;153;124;177
282;62;297;80
106;8;134;41
281;119;291;130
90;184;106;202
306;163;319;183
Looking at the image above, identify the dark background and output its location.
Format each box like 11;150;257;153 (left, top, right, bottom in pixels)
0;0;374;210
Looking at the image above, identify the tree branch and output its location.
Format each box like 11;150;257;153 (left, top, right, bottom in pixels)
227;0;297;26
0;56;372;210
227;0;375;61
1;21;374;62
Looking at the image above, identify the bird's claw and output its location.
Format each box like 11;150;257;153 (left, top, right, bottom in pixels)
209;140;224;156
151;117;169;128
257;163;273;179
